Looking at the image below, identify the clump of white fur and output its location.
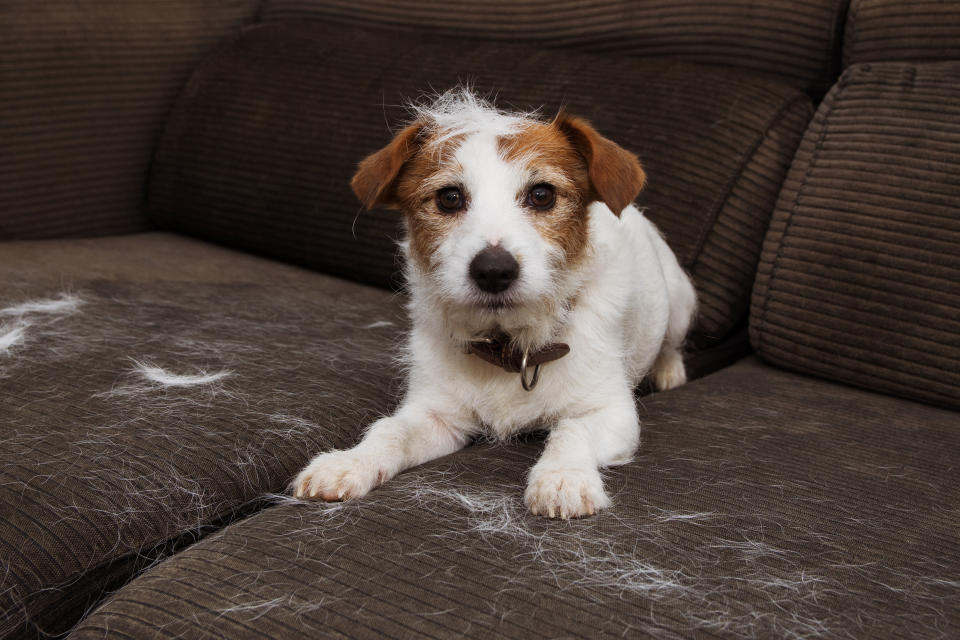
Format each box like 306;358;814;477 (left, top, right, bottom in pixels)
408;86;540;147
132;360;232;387
0;322;29;353
0;293;82;359
95;359;236;401
0;293;82;317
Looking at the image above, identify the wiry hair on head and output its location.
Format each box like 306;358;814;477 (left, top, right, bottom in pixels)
406;86;542;147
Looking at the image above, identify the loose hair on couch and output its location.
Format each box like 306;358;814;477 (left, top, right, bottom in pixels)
4;286;955;638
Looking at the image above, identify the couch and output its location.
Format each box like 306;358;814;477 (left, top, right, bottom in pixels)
2;1;958;638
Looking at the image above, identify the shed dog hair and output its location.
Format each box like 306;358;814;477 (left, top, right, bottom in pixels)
294;89;696;518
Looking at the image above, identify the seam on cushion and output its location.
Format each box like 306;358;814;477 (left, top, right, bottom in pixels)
688;90;811;276
826;0;851;87
755;71;851;355
144;24;265;230
252;0;268;24
842;0;863;70
139;8;264;231
841;63;960;89
23;495;275;638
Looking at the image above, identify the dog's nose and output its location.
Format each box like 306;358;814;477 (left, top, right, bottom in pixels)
469;246;519;293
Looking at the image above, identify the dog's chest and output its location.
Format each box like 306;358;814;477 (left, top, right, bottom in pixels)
456;353;584;439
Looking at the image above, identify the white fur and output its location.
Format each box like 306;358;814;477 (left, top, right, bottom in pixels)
0;293;82;316
295;93;697;518
0;322;29;353
132;360;231;387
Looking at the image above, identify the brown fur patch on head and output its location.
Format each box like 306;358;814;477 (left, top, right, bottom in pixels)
499;122;592;265
393;133;466;272
554;113;646;216
351;124;466;272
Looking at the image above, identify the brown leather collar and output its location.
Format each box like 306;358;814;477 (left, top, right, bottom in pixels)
466;334;570;374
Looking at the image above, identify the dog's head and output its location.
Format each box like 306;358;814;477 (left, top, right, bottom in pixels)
351;90;645;344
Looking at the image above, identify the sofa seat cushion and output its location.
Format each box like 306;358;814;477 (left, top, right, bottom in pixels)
750;62;960;410
0;233;406;638
68;358;960;639
148;22;813;350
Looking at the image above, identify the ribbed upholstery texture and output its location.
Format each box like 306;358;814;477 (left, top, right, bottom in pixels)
844;0;960;67
0;0;260;240
148;22;812;348
262;0;847;95
69;357;960;639
0;233;407;639
751;62;960;410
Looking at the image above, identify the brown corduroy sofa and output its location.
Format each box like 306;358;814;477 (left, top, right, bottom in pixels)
2;1;959;638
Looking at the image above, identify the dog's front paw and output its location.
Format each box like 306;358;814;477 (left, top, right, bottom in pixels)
292;449;387;501
524;466;610;519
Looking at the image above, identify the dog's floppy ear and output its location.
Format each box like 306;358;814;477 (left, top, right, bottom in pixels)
351;121;425;210
555;113;646;216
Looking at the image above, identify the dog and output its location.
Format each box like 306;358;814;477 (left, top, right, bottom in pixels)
293;89;696;518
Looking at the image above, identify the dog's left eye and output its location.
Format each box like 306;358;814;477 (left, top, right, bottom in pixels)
527;184;556;210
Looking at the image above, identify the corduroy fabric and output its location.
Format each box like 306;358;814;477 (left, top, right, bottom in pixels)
0;233;406;639
0;0;260;241
0;230;747;640
690;99;814;346
69;357;960;639
843;0;960;68
262;0;847;95
751;62;960;410
148;22;812;348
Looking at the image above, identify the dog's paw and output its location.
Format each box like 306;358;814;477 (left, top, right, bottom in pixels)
653;349;687;391
524;466;610;519
292;449;387;501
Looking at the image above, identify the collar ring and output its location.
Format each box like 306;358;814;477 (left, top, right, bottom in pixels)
520;348;541;392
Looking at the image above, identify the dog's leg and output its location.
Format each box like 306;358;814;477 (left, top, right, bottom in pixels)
652;344;686;391
292;401;472;501
525;390;639;518
650;229;697;392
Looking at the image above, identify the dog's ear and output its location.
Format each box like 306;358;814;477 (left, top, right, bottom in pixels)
555;113;645;217
351;122;425;210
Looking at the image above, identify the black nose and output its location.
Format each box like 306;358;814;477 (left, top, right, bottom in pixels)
469;246;519;293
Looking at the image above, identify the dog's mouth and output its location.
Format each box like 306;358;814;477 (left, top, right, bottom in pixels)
482;299;514;311
459;284;531;316
473;291;521;312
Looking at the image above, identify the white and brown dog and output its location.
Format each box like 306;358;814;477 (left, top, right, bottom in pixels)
293;90;696;518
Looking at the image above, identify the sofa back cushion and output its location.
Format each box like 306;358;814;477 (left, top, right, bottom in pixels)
147;22;813;348
843;0;960;67
262;0;847;95
751;62;960;410
0;0;259;240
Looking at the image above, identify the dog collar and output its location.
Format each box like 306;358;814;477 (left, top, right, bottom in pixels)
466;335;570;392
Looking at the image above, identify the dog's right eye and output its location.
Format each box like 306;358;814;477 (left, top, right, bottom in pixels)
436;187;464;214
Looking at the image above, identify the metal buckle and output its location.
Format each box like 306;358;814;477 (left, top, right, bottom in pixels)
520;347;541;392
